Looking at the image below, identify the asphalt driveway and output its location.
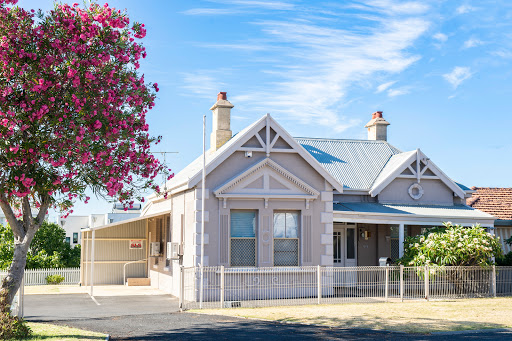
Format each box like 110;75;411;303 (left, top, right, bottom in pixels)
24;294;512;340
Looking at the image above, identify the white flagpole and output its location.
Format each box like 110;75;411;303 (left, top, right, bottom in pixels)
200;115;206;309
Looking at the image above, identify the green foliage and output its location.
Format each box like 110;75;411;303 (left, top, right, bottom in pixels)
496;252;512;266
505;236;512;246
399;222;502;267
0;222;81;270
45;274;65;285
0;287;31;339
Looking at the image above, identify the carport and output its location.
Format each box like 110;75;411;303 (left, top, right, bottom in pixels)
80;211;170;295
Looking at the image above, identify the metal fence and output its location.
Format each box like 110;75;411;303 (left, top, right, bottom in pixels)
181;265;512;310
0;267;81;286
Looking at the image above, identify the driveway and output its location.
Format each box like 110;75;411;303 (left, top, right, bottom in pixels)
24;294;512;340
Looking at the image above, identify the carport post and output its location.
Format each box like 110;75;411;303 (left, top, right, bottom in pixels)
90;229;95;297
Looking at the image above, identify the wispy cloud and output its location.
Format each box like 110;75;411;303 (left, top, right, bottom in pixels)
219;0;295;10
463;38;483;49
182;8;244;15
443;66;472;88
456;5;477;15
387;87;410;97
376;81;396;93
181;72;226;98
433;33;448;42
183;1;430;132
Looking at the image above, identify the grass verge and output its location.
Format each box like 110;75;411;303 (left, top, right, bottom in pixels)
191;297;512;334
11;322;106;340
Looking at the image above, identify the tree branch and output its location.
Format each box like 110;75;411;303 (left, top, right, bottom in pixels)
34;193;50;227
0;193;25;239
22;195;33;231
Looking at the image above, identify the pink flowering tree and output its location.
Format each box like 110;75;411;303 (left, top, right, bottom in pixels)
0;0;165;308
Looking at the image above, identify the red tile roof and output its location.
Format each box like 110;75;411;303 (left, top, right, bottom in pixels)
467;187;512;220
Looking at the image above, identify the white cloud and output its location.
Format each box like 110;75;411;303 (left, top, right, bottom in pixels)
182;8;243;15
463;38;483;49
206;0;295;10
181;72;225;98
456;5;477;14
376;81;396;93
387;87;410;97
443;66;472;88
433;33;448;42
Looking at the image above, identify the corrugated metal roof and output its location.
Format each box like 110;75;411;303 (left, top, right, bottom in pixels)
334;202;494;219
295;138;402;190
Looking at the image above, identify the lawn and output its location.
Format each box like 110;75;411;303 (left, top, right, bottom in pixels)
192;297;512;334
13;323;106;341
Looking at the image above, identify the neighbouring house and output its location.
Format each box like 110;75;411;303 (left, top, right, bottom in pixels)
467;187;512;253
81;92;495;295
61;204;141;247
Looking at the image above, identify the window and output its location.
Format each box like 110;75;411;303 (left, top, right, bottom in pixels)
73;233;78;244
273;212;299;266
230;211;257;266
65;237;70;244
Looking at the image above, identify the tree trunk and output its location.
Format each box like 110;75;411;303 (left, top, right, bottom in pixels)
0;226;37;312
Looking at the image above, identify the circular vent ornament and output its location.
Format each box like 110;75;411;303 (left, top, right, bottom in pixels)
408;183;424;200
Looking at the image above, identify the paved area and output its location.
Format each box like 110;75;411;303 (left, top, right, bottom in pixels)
24;294;512;340
25;284;169;296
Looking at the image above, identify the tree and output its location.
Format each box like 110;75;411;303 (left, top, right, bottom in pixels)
0;0;165;308
0;221;81;269
399;222;502;267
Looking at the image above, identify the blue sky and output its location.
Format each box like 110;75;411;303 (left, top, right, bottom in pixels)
21;0;512;216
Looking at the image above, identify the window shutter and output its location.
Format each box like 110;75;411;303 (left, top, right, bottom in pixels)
219;214;229;265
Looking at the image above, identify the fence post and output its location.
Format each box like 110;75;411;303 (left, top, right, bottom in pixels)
492;265;496;298
220;265;225;309
424;265;429;301
400;265;404;302
317;265;321;304
385;265;389;302
179;266;184;311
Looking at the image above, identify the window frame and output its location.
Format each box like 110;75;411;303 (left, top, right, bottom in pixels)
229;210;258;267
72;232;78;244
272;211;300;267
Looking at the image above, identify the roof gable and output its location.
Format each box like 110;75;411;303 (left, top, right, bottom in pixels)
214;158;319;200
369;149;466;199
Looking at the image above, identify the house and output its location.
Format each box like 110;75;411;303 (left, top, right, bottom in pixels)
467;187;512;253
80;92;495;295
60;204;141;247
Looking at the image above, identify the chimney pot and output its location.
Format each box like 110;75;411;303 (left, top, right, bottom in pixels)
372;111;383;119
217;92;227;101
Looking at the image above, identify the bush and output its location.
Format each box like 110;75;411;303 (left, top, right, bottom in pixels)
496;252;512;266
399;222;502;267
0;312;31;340
46;275;65;285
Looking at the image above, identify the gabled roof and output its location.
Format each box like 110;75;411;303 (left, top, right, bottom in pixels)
155;114;344;197
369;149;466;199
295;137;402;190
467;187;512;220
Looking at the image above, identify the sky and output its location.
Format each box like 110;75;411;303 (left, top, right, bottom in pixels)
19;0;512;217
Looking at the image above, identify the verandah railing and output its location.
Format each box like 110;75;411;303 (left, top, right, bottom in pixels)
180;265;512;310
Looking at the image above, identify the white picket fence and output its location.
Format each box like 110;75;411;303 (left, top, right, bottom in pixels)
0;267;80;286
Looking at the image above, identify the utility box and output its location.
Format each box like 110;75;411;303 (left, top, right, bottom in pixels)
167;242;183;260
150;242;161;257
379;257;392;266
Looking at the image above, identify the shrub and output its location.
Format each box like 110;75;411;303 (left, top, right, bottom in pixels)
0;312;31;340
399;222;502;267
46;275;65;285
496;252;512;266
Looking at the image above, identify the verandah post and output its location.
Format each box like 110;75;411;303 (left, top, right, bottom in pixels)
400;265;404;302
179;265;184;311
317;265;321;304
220;265;225;308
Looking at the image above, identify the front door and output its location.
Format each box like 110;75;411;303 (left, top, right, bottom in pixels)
333;223;357;267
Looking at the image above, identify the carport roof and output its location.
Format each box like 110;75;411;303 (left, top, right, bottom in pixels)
82;210;170;232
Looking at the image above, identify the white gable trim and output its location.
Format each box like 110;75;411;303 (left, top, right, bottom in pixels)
369;149;466;199
214;158;320;199
188;114;344;193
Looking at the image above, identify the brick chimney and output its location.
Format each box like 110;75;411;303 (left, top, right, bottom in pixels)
210;92;233;151
364;111;390;141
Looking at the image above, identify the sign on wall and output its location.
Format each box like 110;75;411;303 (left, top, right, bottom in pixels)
130;240;143;249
